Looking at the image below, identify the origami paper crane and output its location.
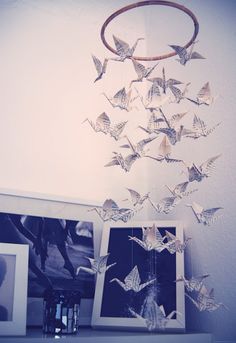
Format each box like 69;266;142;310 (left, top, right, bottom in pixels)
164;230;191;254
92;54;108;82
103;87;135;111
120;135;157;158
148;67;182;94
169;41;205;66
130;59;158;85
186;82;215;106
136;83;170;112
105;152;139;172
155;108;188;145
138;112;164;134
183;114;220;139
165;181;197;198
129;299;181;330
183;154;221;182
148;195;180;214
186;201;223;225
185;285;228;312
124;188;149;207
110;265;155;292
175;274;210;292
146;136;183;163
111;35;144;62
169;82;191;103
128;224;166;252
89;198;134;222
83;112;127;140
76;253;116;275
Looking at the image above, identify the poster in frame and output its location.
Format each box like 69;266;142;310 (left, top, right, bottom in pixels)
0;192;103;327
92;221;185;332
0;242;29;336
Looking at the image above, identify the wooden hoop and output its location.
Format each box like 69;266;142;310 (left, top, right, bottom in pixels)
100;0;199;61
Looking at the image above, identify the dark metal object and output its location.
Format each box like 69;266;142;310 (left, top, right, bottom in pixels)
100;0;199;61
43;289;81;335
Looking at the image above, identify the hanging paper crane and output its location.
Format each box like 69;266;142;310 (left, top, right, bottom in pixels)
169;82;191;103
105;151;139;172
175;274;210;292
83;112;128;140
92;54;108;82
128;224;167;252
165;181;197;198
186;201;223;226
82;112;110;134
186;82;215;106
164;230;191;254
148;195;180;214
138;111;165;134
103;87;135;111
130;59;158;85
89;198;134;222
148;67;183;94
185;285;228;312
76;254;116;275
182;154;221;182
169;41;205;65
111;35;144;61
183;114;221;139
129;299;181;330
110;265;155;292
120;135;157;158
146;136;183;163
136;83;170;112
124;188;149;207
155;108;189;145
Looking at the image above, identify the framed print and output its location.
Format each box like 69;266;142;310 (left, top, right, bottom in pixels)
0;193;103;326
92;221;185;332
0;243;29;335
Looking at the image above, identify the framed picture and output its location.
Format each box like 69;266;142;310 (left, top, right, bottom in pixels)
0;242;29;335
0;193;103;326
92;221;185;332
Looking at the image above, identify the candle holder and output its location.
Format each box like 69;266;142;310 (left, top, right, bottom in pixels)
43;289;81;335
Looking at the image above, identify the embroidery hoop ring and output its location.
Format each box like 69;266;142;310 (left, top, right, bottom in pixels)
100;0;199;61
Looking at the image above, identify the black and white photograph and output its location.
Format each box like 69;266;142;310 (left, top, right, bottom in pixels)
0;254;16;321
0;212;95;299
0;243;28;335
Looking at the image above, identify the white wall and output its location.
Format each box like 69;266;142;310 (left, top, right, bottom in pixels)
0;0;149;205
0;1;235;341
144;0;236;342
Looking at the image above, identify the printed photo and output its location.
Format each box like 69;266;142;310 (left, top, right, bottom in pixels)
0;212;95;298
0;254;16;321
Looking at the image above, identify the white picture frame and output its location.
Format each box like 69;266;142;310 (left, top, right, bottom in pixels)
0;192;103;327
0;243;29;335
92;221;185;332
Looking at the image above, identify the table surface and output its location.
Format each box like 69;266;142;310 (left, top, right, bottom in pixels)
0;327;213;343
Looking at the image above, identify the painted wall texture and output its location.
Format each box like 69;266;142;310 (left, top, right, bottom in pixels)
0;0;235;341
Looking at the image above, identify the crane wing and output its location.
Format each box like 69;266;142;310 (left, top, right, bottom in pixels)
158;135;172;156
124;265;141;287
97;254;109;269
113;35;130;56
197;82;211;103
174;181;189;194
190;51;205;60
169;45;187;59
96;112;111;131
126;188;140;203
132;59;146;78
92;54;102;74
200;154;221;175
